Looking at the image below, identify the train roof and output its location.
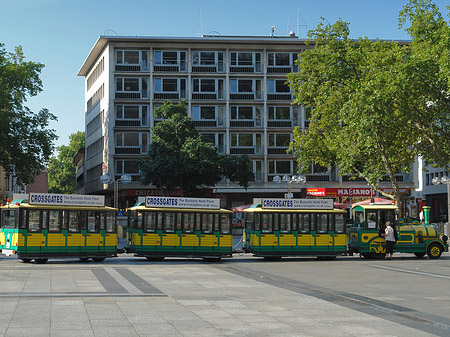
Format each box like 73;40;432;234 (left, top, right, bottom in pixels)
1;201;118;212
352;204;398;210
127;205;233;213
243;204;347;213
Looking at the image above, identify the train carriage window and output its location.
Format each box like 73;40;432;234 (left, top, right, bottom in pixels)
79;211;87;231
367;211;377;229
214;214;219;231
183;213;195;233
42;211;48;230
317;214;328;233
273;213;280;232
381;209;395;225
261;213;272;233
157;212;163;230
202;213;214;234
253;213;260;231
176;212;183;231
164;212;176;233
48;210;61;232
144;212;157;232
220;213;231;234
335;214;345;233
28;210;41;232
87;211;100;232
99;212;105;230
299;214;310;233
106;212;116;233
127;211;136;229
137;212;143;230
68;211;81;232
311;214;317;232
280;213;291;233
195;213;201;231
291;214;298;232
2;210;18;229
354;211;364;228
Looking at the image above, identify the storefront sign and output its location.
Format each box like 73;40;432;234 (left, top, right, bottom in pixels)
306;188;373;197
261;198;333;210
29;193;105;206
145;196;220;209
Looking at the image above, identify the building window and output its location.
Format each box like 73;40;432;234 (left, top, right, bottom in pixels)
252;160;263;182
201;133;225;153
193;106;215;120
154;50;187;71
230;51;262;72
231;106;253;120
268;133;291;147
193;79;216;92
154;78;186;99
268;106;290;120
268;79;290;93
269;160;293;175
116;50;148;71
115;77;148;98
230;133;262;154
268;52;290;66
115;105;149;126
115;132;149;154
116;160;139;176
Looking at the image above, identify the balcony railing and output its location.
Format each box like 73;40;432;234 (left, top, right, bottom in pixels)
267;148;291;155
305;174;330;182
268;121;292;128
154;91;186;100
267;93;292;101
193;120;217;127
115;64;149;72
230;120;255;127
153;63;186;72
115;91;148;99
115;120;141;127
192;92;224;100
267;66;293;74
192;63;224;73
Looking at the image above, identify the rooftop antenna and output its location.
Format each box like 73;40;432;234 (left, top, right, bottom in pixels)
270;25;276;38
194;10;203;37
104;29;118;36
297;8;307;38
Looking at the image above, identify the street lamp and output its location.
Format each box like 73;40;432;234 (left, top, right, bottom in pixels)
432;175;450;223
273;174;306;198
100;173;132;209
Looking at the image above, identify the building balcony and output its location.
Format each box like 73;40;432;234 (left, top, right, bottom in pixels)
115;64;149;72
267;93;292;101
267;147;291;155
230;120;255;128
267;120;293;128
115;91;148;99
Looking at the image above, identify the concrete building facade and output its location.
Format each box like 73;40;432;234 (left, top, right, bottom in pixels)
78;35;414;209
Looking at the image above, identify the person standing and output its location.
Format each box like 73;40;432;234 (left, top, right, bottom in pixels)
382;221;396;260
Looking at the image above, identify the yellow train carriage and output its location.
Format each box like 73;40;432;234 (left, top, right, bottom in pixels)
127;196;233;261
242;198;347;259
0;193;118;263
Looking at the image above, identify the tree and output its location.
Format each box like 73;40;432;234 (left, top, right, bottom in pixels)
0;43;57;185
286;16;445;210
48;131;85;194
398;0;450;173
139;101;253;196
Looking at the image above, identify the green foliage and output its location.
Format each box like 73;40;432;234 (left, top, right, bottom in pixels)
48;131;85;194
287;15;438;208
399;0;450;172
139;101;253;196
0;43;58;184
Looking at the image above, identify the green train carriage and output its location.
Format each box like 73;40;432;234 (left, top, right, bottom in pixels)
0;193;118;263
348;204;448;258
126;196;233;261
242;198;348;259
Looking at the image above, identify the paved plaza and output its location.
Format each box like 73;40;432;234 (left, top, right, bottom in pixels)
1;253;450;336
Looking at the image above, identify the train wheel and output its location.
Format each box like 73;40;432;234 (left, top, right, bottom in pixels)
414;252;426;258
21;258;32;263
79;257;90;262
92;257;105;262
34;258;48;264
146;257;165;261
371;253;385;259
427;243;443;259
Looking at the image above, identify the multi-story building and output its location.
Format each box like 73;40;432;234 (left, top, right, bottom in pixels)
78;35;414;209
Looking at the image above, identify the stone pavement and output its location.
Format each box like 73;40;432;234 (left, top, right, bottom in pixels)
0;254;446;336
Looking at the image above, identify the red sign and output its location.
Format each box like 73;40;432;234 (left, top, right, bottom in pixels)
306;188;373;197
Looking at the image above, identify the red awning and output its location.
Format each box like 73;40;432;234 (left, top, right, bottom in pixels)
353;197;394;205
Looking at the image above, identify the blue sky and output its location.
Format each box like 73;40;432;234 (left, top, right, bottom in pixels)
1;0;449;149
